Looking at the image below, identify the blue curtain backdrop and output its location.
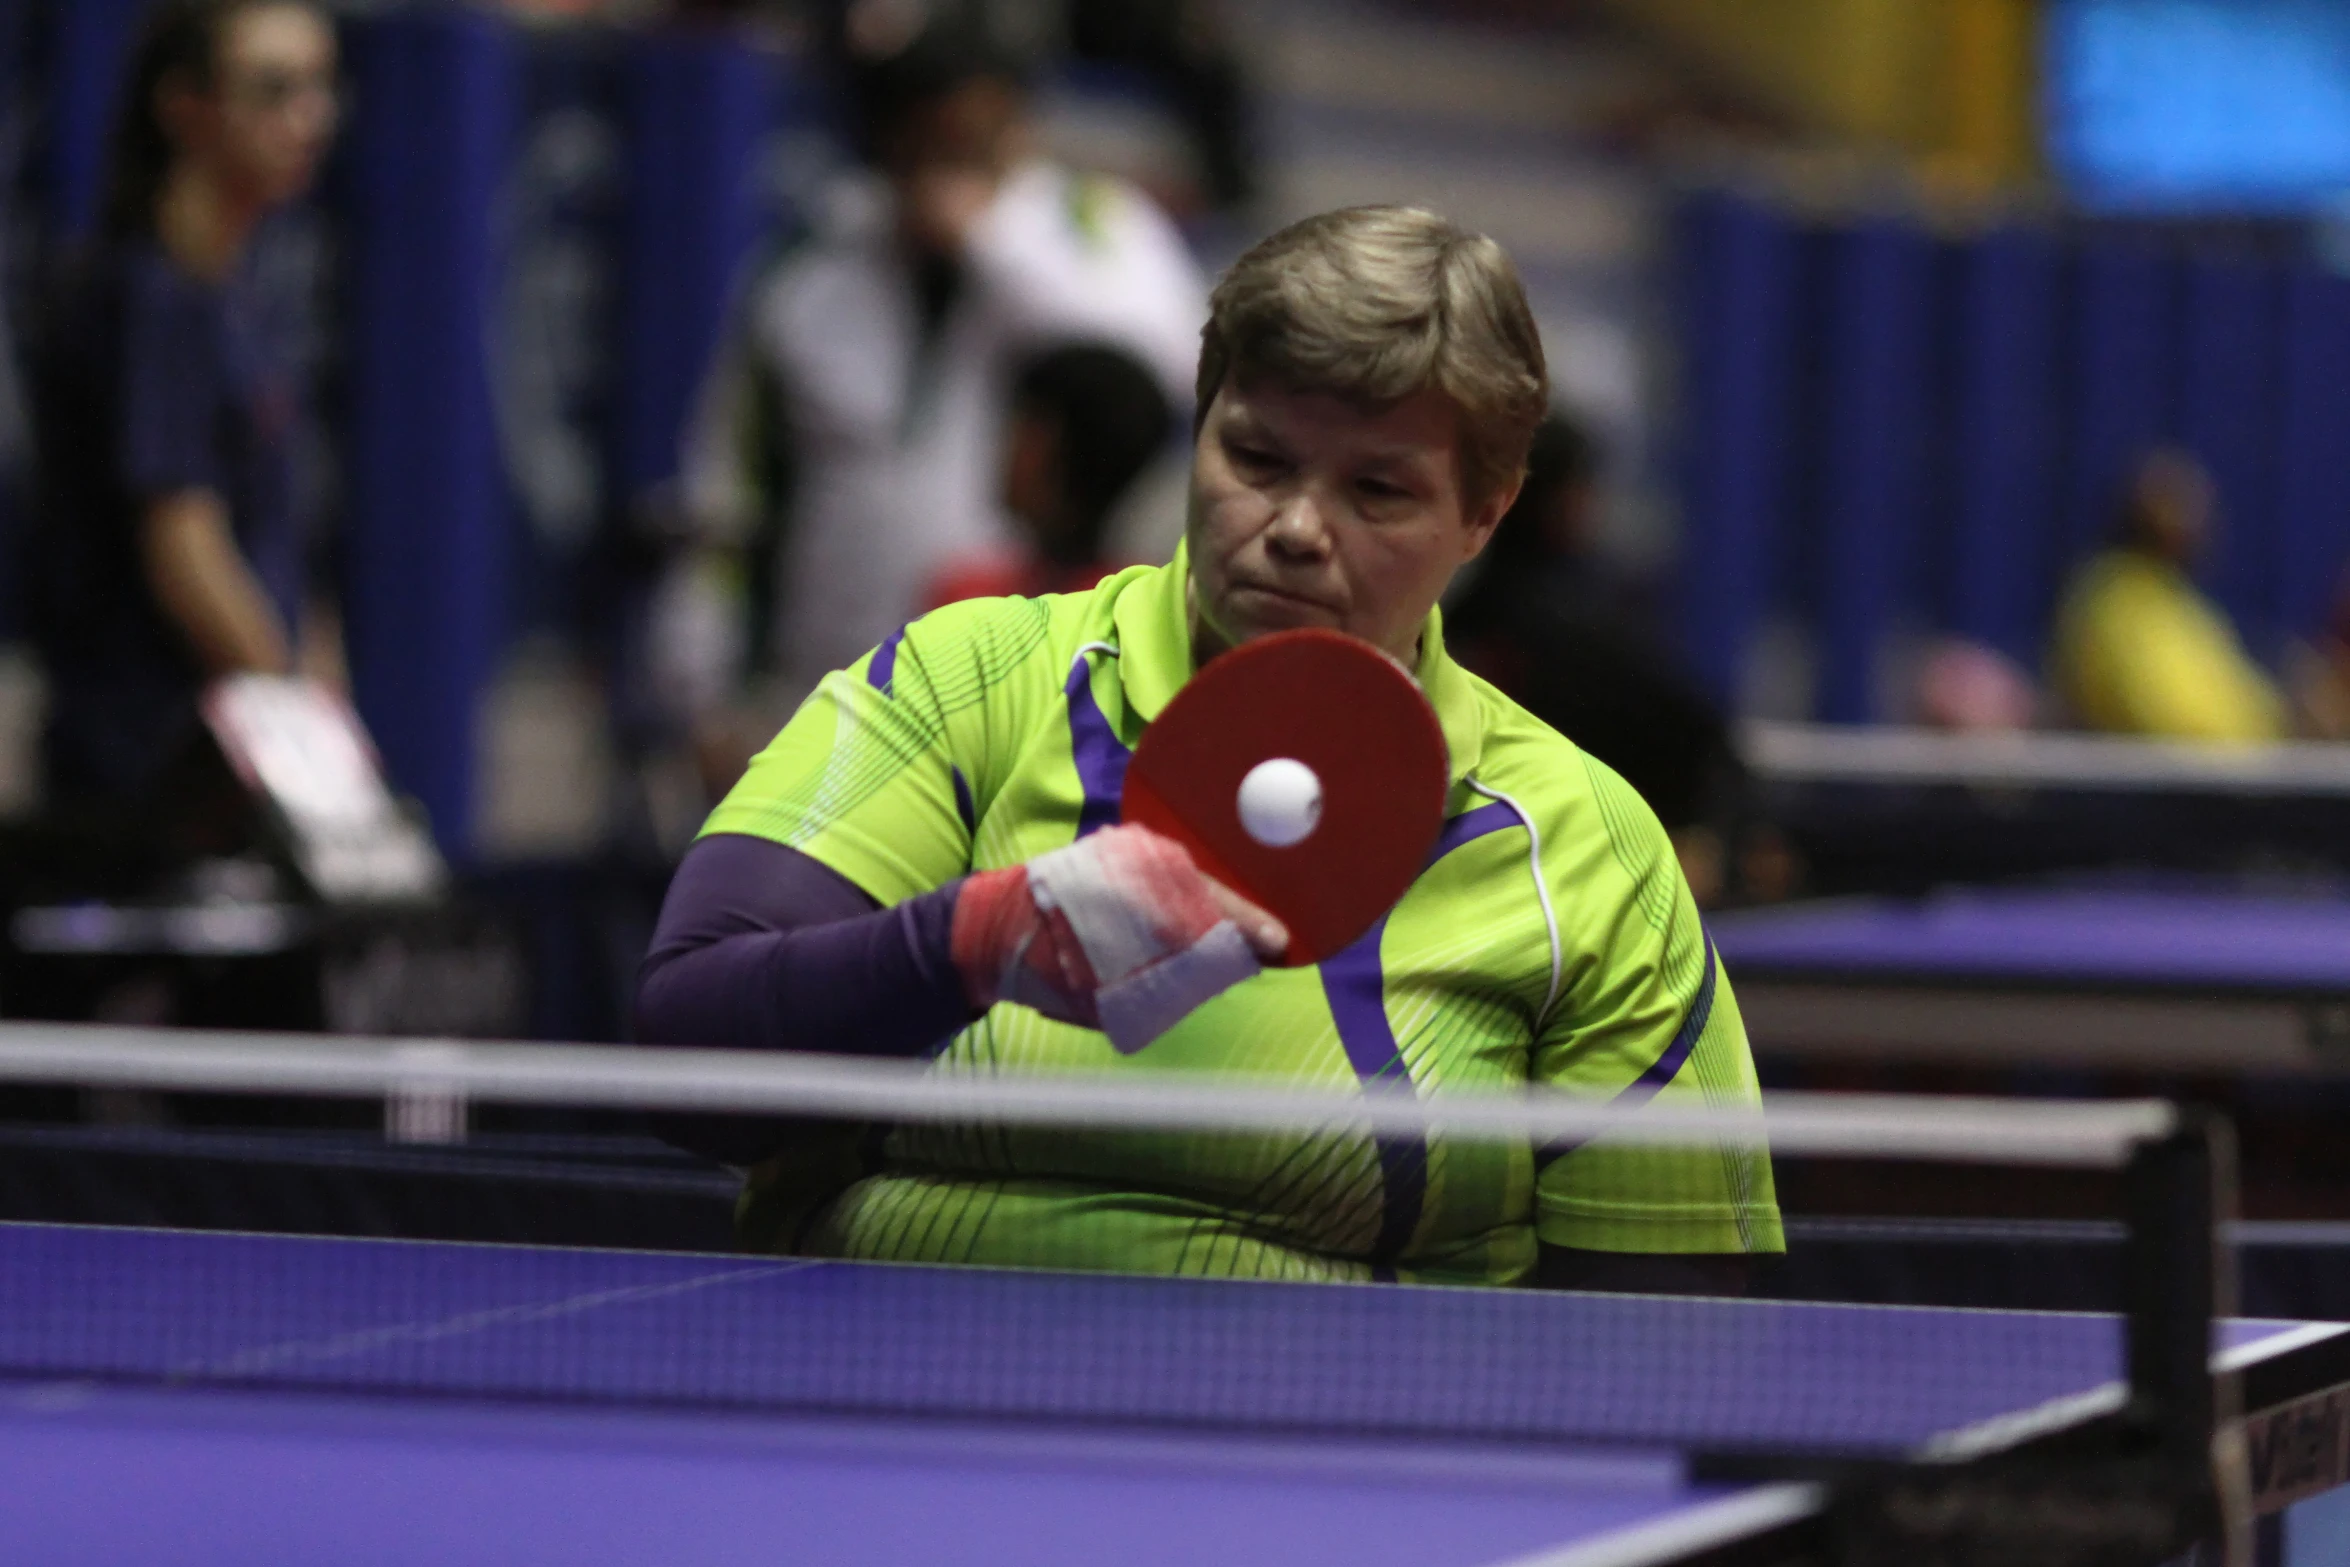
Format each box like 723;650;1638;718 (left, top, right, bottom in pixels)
340;10;516;854
2176;255;2283;656
1675;188;2350;723
614;35;785;503
1672;190;1797;712
2058;244;2176;574
499;26;625;642
0;0;41;640
1805;219;1934;725
1942;226;2062;670
2275;273;2350;644
38;0;147;238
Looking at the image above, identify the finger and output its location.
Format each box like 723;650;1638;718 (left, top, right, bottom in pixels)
1205;876;1289;958
1107;823;1289;957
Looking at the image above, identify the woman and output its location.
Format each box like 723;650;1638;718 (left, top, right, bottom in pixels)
640;208;1781;1293
27;0;339;809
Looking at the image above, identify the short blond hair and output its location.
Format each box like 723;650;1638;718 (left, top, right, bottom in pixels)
1195;206;1550;507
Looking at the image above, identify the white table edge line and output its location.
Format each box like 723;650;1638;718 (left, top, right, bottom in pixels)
1473;1483;1828;1567
2217;1321;2350;1373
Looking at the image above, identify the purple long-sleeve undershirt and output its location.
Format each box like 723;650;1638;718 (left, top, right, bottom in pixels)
634;833;977;1059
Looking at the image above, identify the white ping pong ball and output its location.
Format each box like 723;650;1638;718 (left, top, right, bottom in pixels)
1237;757;1323;848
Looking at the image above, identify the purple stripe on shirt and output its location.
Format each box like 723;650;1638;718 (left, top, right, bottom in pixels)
951;766;976;836
1431;800;1521;860
1629;933;1718;1095
1064;649;1130;839
1316;935;1422;1280
868;625;908;694
1321;800;1526;1277
1535;933;1719;1172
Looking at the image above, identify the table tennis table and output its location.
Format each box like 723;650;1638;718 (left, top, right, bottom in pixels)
5;1221;2347;1567
1710;887;2350;1075
1741;724;2350;900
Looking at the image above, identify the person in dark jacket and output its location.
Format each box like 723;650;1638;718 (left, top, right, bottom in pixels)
1446;412;1743;904
26;0;338;809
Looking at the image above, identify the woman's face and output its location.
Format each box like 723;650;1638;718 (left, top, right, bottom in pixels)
179;4;339;211
1186;380;1515;668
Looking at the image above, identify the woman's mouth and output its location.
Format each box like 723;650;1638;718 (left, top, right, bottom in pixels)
1231;582;1336;618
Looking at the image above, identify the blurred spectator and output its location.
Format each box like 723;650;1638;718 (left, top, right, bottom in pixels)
1445;411;1616;663
809;0;1259;218
1912;638;2039;734
23;0;340;812
1446;411;1743;903
1062;0;1260;215
922;341;1173;607
672;0;1203;749
2287;574;2350;741
2052;450;2286;744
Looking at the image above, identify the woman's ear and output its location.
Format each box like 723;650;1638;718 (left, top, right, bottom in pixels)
1461;474;1522;562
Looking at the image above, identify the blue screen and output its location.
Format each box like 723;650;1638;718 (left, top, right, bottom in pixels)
2047;0;2350;211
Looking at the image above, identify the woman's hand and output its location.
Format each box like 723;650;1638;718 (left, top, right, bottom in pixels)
950;824;1287;1052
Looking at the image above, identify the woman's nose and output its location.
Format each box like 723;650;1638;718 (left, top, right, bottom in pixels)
1265;490;1333;557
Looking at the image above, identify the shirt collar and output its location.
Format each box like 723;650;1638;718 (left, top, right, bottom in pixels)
1109;540;1196;724
1113;542;1487;786
1415;603;1487;788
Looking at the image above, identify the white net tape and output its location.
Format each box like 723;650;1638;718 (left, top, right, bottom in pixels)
0;1023;2176;1168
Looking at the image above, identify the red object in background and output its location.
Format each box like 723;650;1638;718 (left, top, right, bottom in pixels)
924;555;1118;611
1122;629;1448;966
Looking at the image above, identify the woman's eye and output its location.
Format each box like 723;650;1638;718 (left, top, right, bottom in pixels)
1230;444;1283;473
1357;477;1409;501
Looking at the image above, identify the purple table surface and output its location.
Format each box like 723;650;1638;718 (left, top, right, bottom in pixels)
0;1224;2181;1453
1710;889;2350;992
0;1225;2334;1567
0;1382;1736;1567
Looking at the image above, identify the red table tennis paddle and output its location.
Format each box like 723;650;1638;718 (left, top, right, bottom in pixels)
1122;628;1448;966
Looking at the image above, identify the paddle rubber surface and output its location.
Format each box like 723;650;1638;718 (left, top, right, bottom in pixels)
1123;629;1446;964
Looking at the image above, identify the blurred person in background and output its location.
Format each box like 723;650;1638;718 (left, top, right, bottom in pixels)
668;0;1204;793
1911;638;2040;735
1059;0;1259;217
922;340;1173;608
2288;574;2350;741
2052;449;2286;744
1444;411;1742;904
670;0;1261;218
24;0;339;816
1443;411;1633;671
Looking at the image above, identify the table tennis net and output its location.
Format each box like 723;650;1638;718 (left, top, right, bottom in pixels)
0;1025;2227;1475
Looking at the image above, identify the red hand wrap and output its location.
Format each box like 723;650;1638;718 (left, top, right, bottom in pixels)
947;826;1261;1048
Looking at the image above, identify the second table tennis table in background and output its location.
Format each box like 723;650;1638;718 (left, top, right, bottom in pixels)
1711;886;2350;1075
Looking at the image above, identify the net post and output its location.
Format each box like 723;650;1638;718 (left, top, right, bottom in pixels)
1826;1106;2249;1567
2121;1106;2247;1559
2120;1108;2235;1452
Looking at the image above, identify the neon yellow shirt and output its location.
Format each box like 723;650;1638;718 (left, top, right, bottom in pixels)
704;549;1782;1284
2054;551;2287;743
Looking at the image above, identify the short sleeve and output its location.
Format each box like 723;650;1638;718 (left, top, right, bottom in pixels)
118;264;223;499
1530;756;1783;1256
699;595;1056;906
